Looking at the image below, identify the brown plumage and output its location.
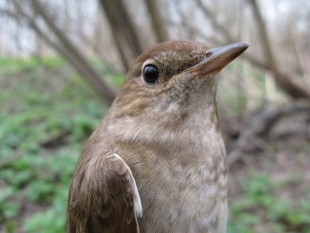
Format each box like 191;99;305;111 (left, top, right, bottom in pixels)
67;40;248;233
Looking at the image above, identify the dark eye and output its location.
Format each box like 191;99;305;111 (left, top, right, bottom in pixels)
143;65;159;84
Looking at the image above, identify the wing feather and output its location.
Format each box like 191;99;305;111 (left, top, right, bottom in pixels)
67;152;142;233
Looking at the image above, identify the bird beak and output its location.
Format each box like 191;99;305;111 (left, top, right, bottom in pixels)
187;42;249;75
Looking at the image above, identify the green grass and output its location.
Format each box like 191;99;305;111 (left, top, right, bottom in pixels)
228;173;310;233
0;56;111;232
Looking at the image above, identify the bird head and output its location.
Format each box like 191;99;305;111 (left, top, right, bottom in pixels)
109;40;248;141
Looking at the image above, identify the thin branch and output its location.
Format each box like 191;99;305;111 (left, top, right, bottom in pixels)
31;0;117;102
246;0;310;99
195;0;234;43
228;100;310;166
194;0;310;99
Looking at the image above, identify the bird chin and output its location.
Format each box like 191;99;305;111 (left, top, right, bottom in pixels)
179;71;220;97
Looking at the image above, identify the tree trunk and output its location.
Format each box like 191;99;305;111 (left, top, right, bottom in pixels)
98;0;143;71
144;0;169;42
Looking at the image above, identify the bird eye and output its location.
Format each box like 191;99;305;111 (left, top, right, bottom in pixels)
143;65;159;84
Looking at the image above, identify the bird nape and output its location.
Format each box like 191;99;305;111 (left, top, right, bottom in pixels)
67;40;248;233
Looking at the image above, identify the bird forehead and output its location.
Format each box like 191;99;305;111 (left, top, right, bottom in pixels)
137;40;211;64
142;50;198;68
153;50;200;65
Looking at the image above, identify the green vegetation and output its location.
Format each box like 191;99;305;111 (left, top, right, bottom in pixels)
228;173;310;233
0;57;308;232
0;57;108;232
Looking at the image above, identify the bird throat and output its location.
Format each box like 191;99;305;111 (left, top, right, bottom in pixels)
112;99;220;155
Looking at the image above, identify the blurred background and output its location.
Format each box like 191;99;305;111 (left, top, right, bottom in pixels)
0;0;309;232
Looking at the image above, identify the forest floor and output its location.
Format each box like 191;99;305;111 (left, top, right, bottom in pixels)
0;57;309;233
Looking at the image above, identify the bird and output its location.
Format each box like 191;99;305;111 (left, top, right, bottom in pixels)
67;40;248;233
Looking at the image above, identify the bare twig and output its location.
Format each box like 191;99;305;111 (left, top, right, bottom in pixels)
9;0;117;103
228;100;310;166
31;0;117;102
194;0;310;99
246;0;310;99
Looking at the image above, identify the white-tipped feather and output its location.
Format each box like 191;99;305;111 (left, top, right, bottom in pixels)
111;153;143;218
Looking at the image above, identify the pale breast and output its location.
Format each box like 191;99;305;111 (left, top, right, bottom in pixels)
111;100;228;232
118;124;227;233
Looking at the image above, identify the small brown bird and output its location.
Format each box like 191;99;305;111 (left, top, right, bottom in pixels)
67;40;248;233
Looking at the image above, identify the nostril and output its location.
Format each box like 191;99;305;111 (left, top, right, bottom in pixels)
205;52;213;58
